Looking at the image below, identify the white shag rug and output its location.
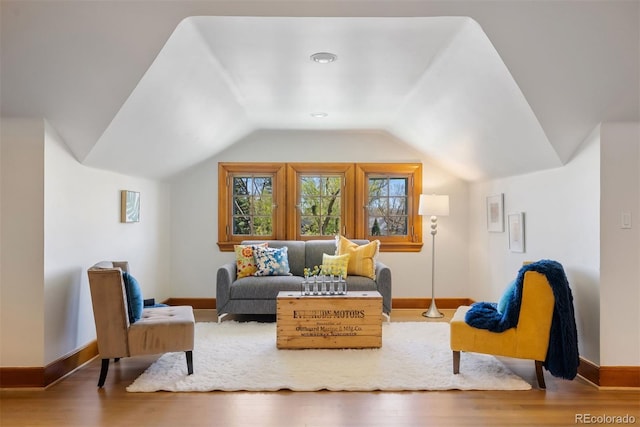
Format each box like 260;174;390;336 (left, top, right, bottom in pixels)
126;321;531;392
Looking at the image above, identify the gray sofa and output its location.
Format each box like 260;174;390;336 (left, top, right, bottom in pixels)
216;239;392;321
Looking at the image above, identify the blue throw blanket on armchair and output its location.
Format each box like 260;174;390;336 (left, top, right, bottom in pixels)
464;260;579;380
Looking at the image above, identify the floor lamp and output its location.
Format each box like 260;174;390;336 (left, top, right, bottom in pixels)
419;194;450;318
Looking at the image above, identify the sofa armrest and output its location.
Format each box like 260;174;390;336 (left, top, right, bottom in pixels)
216;262;237;313
375;261;392;314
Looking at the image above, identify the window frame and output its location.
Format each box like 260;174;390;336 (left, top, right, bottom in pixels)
286;163;355;241
217;162;423;252
217;163;286;251
355;163;423;252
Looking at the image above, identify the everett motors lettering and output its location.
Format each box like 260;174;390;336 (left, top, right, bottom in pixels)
293;309;366;319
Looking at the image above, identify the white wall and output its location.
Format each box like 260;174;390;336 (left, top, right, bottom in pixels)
43;121;171;365
599;122;640;366
1;118;46;366
0;117;171;368
468;126;601;364
169;129;470;300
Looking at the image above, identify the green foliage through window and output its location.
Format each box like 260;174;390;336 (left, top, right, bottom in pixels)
299;175;341;236
232;175;273;236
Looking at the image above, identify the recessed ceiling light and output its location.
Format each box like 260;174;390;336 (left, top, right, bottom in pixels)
310;52;337;64
310;112;328;118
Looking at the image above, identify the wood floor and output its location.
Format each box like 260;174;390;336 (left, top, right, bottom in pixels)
1;309;638;427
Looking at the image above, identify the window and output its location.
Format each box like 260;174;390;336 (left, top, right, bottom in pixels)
367;176;409;236
218;162;422;252
286;164;355;240
356;163;422;252
231;175;273;236
217;163;286;251
299;175;342;236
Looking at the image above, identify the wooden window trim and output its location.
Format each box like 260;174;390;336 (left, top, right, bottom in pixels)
355;163;423;252
218;162;423;252
217;163;286;251
286;163;355;241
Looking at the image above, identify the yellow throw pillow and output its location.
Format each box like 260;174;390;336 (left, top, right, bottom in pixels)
336;236;379;279
234;243;268;278
321;253;350;278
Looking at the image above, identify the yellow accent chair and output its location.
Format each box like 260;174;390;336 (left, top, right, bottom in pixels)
450;270;555;388
88;261;195;387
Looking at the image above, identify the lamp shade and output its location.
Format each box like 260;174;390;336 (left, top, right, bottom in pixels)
419;194;450;216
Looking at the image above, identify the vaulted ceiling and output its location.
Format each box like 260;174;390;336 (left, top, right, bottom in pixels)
1;1;638;181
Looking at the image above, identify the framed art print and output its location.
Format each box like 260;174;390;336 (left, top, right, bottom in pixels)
508;212;525;253
486;194;504;232
121;190;140;223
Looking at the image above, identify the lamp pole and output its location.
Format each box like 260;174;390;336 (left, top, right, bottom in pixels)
418;194;449;319
423;215;443;318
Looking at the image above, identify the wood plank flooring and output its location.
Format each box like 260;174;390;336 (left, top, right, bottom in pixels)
1;309;638;427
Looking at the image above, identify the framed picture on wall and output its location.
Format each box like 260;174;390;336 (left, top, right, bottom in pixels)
508;212;525;253
486;194;504;232
121;190;140;223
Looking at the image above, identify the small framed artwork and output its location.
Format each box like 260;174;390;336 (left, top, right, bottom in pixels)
508;212;525;253
486;194;504;232
121;190;140;223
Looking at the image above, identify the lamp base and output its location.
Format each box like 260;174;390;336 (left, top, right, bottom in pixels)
422;300;444;318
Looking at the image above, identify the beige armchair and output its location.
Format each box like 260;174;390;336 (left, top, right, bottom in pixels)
88;261;195;387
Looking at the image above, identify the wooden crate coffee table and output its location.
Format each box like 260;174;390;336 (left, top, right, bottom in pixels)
276;290;383;349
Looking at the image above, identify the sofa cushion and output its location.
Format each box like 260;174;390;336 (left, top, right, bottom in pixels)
321;253;350;277
128;305;195;355
304;240;338;270
234;243;267;278
230;275;303;299
337;236;379;279
345;274;379;292
254;246;292;276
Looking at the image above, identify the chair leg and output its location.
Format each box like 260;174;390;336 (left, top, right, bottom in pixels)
453;351;460;374
535;360;546;389
185;351;193;375
97;359;110;387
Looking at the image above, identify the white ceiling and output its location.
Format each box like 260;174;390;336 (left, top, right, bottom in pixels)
1;1;638;181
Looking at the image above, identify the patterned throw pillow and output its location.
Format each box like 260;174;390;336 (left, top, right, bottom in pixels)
336;235;379;279
254;246;291;276
234;243;268;278
321;253;350;277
